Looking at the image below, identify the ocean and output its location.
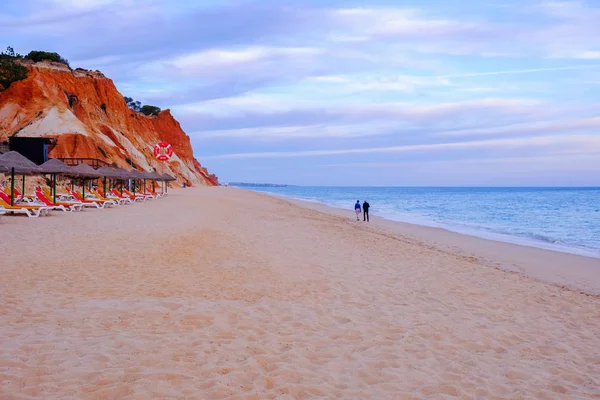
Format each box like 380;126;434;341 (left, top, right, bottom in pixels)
241;186;600;258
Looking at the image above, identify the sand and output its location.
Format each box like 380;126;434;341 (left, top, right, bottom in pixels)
0;186;599;399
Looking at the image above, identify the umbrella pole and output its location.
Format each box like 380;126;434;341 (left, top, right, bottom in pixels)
143;179;146;195
82;179;85;199
53;173;57;204
103;177;107;198
22;175;25;198
10;167;15;206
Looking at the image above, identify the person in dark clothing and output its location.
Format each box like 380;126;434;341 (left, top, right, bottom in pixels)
363;200;370;222
354;200;361;221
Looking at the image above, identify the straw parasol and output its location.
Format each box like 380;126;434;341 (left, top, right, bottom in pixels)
147;171;163;180
112;168;133;196
96;166;121;196
113;167;132;179
68;163;102;199
40;158;74;204
0;151;43;206
96;166;120;178
128;170;145;195
143;171;162;193
160;173;176;195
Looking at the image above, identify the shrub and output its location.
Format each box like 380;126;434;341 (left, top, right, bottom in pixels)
0;55;28;91
25;50;69;66
124;96;142;112
140;105;161;116
124;96;161;116
100;103;107;112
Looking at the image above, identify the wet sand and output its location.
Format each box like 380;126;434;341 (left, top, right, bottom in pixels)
1;186;599;399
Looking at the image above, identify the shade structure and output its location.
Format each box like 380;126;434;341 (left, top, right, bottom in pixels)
0;151;42;206
129;169;145;179
40;158;73;205
95;166;121;197
67;163;103;201
0;151;42;174
95;166;121;178
68;163;103;178
39;158;73;174
147;171;163;180
0;164;9;173
160;173;176;195
161;173;177;181
113;168;133;180
111;168;132;196
128;170;145;195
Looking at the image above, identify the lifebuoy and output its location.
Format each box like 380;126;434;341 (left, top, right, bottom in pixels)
154;142;173;161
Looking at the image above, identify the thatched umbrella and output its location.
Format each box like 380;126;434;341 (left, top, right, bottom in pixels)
160;173;176;195
147;171;163;193
96;166;120;197
113;168;132;196
0;151;42;206
129;170;145;195
40;158;73;204
139;171;156;194
68;163;102;200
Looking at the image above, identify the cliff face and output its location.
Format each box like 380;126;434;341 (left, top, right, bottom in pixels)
0;61;218;186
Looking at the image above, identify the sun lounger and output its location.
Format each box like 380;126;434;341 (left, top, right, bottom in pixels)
114;188;144;202
3;185;36;202
67;190;104;209
35;189;83;212
0;195;50;217
110;188;140;202
124;189;149;201
91;188;124;205
96;187;131;204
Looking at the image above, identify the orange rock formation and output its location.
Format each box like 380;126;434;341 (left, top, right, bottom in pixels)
0;60;217;186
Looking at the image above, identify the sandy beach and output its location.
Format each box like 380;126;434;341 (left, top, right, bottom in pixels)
1;186;599;399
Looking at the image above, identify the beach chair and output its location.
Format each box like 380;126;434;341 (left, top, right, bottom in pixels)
66;189;104;209
64;186;113;208
97;187;132;204
107;188;135;203
0;195;50;217
124;188;148;201
91;187;124;205
35;188;83;212
2;186;36;203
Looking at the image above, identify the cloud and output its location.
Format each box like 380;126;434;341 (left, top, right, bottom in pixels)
199;134;600;159
437;116;600;137
177;97;549;135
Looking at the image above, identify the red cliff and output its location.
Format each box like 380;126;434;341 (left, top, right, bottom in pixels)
0;60;218;186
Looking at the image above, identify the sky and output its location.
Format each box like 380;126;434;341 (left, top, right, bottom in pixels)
1;0;600;186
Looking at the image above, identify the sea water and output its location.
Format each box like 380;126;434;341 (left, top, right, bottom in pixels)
242;186;600;258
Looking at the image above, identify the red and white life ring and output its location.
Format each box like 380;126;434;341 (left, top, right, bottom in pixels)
154;142;173;161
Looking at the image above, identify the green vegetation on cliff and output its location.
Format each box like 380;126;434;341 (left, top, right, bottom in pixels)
0;46;28;92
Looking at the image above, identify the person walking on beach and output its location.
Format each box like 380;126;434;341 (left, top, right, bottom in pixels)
363;200;370;222
354;200;361;221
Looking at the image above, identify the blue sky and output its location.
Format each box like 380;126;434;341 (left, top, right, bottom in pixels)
1;0;600;185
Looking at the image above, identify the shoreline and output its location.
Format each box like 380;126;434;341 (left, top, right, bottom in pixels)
247;189;600;260
249;189;600;295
